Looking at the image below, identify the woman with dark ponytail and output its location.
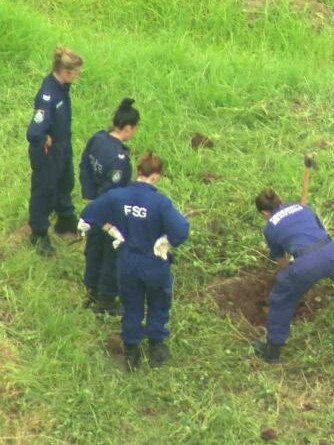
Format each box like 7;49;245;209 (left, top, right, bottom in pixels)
79;98;140;314
254;188;334;363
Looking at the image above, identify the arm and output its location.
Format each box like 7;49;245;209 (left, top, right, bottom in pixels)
79;140;97;200
26;92;53;150
81;192;114;228
264;227;285;261
98;155;132;194
162;200;189;247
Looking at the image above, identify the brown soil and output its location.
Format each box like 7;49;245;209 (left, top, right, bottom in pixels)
106;332;123;356
190;133;214;149
207;271;333;326
201;172;223;185
260;427;278;442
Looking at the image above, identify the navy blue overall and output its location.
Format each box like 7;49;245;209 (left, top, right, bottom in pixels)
81;181;189;344
264;203;334;345
79;131;131;305
27;74;75;234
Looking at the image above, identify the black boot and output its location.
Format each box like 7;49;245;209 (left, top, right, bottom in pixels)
54;215;78;235
148;340;170;369
124;343;141;371
30;232;55;257
253;339;281;364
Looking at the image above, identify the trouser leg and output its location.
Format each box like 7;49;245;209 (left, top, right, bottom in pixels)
83;228;104;294
28;151;59;233
55;156;75;219
145;273;173;342
98;234;119;308
267;263;318;345
119;267;145;345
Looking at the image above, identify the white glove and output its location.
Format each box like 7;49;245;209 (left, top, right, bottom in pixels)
105;225;125;249
77;218;91;237
154;235;171;260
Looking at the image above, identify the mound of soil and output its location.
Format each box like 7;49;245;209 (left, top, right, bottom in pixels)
190;133;214;149
207;271;332;326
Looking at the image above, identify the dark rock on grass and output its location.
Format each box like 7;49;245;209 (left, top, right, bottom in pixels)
191;133;214;149
260;427;278;442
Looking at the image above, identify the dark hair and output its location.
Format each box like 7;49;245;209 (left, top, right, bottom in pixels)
112;98;140;130
255;188;282;212
52;47;83;73
137;152;164;177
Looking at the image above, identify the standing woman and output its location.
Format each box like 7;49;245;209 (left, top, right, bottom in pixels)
27;47;83;256
254;189;334;363
79;98;140;314
79;153;189;370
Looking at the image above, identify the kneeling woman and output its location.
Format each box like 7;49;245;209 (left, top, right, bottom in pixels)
79;153;189;370
254;189;334;363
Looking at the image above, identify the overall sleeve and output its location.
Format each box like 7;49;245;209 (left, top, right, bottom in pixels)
81;192;114;228
264;226;285;260
161;199;189;247
99;156;132;194
26;92;53;148
79;139;97;200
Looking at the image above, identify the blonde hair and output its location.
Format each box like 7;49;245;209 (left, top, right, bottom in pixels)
52;47;83;73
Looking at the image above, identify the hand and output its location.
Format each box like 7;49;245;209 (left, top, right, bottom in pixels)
154;235;171;260
104;224;125;249
44;135;52;155
77;218;91;237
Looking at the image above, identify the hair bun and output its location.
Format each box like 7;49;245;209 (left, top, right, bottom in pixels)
119;98;135;111
54;47;65;60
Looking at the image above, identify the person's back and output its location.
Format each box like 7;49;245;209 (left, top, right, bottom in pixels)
264;203;330;259
88;181;188;256
80;152;189;371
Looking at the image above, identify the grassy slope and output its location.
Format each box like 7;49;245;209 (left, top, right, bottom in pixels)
1;0;334;443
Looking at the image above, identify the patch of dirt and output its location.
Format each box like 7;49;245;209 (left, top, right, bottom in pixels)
207;271;333;326
190;133;214;149
106;332;123;356
201;172;224;185
261;427;278;442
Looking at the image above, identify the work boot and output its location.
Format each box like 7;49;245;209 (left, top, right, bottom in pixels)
124;343;141;371
253;339;281;364
148;340;170;369
54;215;78;235
30;233;55;257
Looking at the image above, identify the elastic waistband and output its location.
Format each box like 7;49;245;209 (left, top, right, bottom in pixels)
293;238;332;258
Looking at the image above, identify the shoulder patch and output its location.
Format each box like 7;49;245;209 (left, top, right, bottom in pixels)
118;154;126;160
111;170;123;184
33;109;45;124
42;94;51;102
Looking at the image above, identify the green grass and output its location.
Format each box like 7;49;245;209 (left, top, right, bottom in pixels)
1;0;334;443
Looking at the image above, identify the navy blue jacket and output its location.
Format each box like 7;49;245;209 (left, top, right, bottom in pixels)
79;131;132;200
264;203;329;260
81;181;189;254
26;74;72;152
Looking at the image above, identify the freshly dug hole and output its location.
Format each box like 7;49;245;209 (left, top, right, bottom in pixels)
207;271;333;326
